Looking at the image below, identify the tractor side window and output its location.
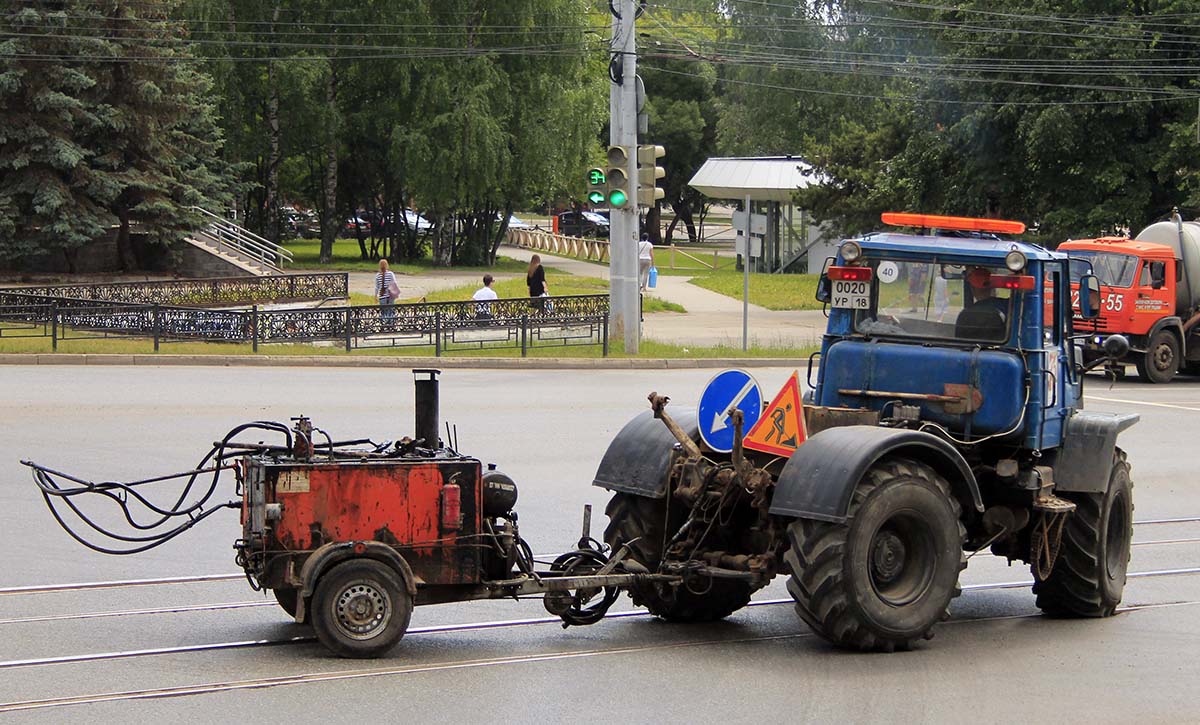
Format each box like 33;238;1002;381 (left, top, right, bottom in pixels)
1043;270;1061;345
1138;264;1151;287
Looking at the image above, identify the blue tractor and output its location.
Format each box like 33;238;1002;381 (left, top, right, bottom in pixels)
595;213;1138;650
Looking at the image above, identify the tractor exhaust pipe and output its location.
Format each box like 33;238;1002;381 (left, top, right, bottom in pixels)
414;368;440;448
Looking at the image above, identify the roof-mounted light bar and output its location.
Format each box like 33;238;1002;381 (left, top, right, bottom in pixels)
881;212;1026;235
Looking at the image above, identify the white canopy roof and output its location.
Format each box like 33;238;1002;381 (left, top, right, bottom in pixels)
688;156;817;202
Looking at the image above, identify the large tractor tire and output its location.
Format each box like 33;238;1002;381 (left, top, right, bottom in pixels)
604;493;753;622
311;558;413;658
1136;330;1179;384
785;458;966;651
1034;450;1133;617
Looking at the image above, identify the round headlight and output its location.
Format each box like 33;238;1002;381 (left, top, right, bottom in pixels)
1005;249;1027;272
840;240;863;263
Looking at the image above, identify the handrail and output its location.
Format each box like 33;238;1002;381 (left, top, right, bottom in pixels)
190;207;294;270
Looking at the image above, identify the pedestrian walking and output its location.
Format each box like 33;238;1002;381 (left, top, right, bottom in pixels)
375;258;400;328
527;254;548;312
638;233;655;291
473;274;498;318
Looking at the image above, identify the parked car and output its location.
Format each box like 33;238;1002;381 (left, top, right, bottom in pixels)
344;216;372;235
499;213;531;230
557;210;609;238
396;209;434;233
283;209;318;239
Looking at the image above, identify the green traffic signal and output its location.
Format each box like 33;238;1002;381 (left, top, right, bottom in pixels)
608;188;628;208
588;190;605;204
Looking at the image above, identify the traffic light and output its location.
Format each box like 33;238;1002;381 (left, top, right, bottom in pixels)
605;145;630;208
637;144;665;207
587;168;606;205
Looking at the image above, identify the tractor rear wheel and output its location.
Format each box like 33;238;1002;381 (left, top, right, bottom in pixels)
785;458;966;651
1136;330;1178;384
311;559;412;658
1034;450;1133;617
604;493;753;622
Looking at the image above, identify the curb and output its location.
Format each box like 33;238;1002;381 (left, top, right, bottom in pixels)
0;353;804;370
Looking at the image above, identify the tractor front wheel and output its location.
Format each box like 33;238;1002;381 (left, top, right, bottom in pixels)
1034;450;1133;617
785;458;966;651
311;559;412;658
604;493;753;622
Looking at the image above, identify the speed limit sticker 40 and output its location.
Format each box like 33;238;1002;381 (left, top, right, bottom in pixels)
832;280;870;309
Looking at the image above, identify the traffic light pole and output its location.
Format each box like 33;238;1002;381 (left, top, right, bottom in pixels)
609;0;640;354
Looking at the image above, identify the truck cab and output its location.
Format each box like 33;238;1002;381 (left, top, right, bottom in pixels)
1059;236;1183;383
814;224;1079;451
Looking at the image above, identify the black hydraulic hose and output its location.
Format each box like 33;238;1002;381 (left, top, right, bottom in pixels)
22;420;295;555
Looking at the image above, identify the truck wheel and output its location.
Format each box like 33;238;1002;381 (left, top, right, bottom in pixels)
785;458;966;651
1033;450;1133;617
1136;330;1179;383
604;493;752;622
311;559;412;658
273;588;299;619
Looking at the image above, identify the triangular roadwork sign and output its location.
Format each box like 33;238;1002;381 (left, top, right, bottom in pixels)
743;371;807;457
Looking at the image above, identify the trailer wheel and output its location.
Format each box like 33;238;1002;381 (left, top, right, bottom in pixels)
785;458;965;651
1034;450;1133;617
311;559;412;658
604;493;752;622
273;588;299;619
1136;330;1178;383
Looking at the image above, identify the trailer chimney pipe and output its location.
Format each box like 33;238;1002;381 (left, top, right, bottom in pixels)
414;369;440;448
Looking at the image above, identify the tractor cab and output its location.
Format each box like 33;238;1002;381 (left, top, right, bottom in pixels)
813;213;1091;451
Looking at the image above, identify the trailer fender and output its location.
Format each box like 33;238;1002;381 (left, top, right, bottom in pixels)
591;407;699;499
293;541;418;623
1053;411;1140;493
769;426;983;524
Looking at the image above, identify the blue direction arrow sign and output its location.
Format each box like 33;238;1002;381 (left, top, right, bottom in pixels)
697;369;764;453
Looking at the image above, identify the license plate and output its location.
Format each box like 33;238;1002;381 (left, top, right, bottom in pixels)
831;280;870;309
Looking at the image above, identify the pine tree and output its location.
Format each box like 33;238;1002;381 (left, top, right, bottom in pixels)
0;0;232;271
0;2;115;270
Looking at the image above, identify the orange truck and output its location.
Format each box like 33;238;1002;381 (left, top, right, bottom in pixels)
1059;215;1200;383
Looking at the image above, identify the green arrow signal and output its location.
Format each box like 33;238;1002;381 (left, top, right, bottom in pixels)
587;190;605;204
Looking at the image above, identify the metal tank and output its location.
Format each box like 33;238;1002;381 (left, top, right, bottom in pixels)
1134;217;1200;314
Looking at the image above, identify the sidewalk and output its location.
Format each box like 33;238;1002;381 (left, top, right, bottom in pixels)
493;246;823;349
348;246;823;349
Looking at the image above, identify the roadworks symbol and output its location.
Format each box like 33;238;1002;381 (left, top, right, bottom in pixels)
743;371;807;457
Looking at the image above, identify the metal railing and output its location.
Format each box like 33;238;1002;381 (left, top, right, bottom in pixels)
3;273;347;307
190;207;294;272
0;290;609;357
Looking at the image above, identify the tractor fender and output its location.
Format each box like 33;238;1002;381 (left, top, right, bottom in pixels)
769;425;984;524
1052;411;1140;493
591;407;699;499
293;541;418;623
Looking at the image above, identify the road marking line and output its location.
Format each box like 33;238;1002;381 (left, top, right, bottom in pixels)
1086;395;1200;412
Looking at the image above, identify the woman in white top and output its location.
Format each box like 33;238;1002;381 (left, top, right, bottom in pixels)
375;258;399;328
637;233;655;291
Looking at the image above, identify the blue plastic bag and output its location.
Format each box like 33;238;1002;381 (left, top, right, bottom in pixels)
648;266;658;288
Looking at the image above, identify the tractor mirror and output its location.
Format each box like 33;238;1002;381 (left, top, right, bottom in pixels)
815;257;833;303
1079;274;1100;319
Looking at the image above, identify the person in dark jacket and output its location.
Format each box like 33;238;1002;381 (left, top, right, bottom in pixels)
527;254;548;312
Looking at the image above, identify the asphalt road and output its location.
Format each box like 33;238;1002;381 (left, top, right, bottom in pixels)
0;366;1197;723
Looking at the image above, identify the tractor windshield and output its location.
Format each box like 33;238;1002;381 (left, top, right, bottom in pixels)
853;260;1014;344
1066;251;1136;287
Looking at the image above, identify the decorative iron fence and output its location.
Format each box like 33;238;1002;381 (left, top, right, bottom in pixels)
0;290;609;357
2;272;348;307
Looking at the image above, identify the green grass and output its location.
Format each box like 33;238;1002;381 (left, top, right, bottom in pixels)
402;273;685;314
688;271;823;311
281;237;529;274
